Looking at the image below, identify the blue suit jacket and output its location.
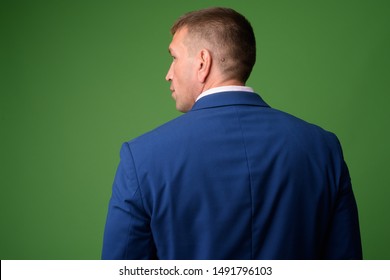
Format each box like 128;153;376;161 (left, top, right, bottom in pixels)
102;91;362;259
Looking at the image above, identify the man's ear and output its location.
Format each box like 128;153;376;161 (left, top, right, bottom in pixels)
197;49;212;83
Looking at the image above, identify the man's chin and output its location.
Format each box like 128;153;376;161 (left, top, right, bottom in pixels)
176;106;189;113
175;102;191;113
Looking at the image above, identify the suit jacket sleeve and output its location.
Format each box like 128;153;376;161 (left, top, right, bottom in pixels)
102;142;156;259
323;140;363;259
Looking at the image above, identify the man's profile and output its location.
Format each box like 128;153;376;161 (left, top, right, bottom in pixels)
102;7;362;259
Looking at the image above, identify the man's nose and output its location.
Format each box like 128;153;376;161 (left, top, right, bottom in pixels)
165;64;173;82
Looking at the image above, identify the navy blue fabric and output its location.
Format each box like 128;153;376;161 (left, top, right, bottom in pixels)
102;91;362;259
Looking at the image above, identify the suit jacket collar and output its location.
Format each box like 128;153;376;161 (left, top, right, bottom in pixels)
191;91;270;111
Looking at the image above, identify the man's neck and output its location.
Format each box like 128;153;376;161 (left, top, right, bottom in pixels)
201;79;245;92
195;79;245;101
196;85;254;102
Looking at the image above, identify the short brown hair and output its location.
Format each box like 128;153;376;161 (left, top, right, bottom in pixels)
171;7;256;83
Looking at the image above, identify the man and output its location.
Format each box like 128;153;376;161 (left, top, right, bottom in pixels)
102;7;362;259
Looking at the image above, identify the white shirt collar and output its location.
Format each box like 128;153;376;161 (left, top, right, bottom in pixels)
196;86;254;102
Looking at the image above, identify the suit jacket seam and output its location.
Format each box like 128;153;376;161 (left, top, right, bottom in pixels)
233;106;254;259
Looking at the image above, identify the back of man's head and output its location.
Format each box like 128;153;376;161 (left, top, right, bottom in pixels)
171;7;256;83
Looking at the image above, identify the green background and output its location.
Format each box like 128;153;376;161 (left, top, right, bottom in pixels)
1;0;389;259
